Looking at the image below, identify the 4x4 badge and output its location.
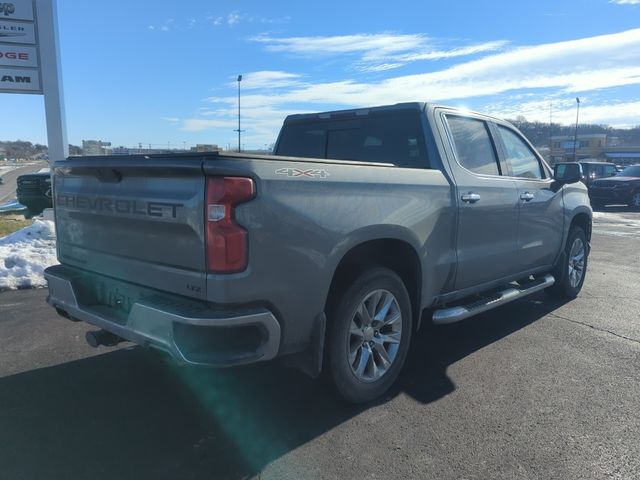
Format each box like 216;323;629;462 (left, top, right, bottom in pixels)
275;168;329;178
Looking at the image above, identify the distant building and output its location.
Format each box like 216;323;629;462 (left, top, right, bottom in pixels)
603;149;640;165
549;134;640;165
112;146;131;155
190;144;220;152
82;140;112;156
549;134;606;164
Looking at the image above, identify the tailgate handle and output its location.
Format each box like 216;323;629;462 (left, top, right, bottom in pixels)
94;168;123;183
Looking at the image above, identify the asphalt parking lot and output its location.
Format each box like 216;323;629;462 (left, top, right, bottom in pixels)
0;209;638;480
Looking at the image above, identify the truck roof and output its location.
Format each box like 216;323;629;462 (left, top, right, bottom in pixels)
282;102;427;124
282;102;508;125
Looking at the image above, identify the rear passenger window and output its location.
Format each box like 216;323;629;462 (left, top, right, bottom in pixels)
497;126;543;179
604;164;617;177
446;116;500;176
276;125;326;158
591;165;605;179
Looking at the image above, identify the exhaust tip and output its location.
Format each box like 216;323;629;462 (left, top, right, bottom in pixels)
85;330;100;348
85;330;125;348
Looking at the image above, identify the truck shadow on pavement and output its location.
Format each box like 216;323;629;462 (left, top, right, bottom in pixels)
0;293;567;480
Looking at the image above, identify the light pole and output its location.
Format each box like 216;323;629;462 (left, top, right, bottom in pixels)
235;74;243;152
572;97;580;162
548;100;552;163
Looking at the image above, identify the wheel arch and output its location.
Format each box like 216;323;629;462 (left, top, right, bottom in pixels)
569;210;592;243
325;235;423;331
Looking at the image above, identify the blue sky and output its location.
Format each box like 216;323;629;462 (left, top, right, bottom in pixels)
3;0;640;150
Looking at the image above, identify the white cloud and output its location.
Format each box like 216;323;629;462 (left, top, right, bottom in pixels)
227;12;241;26
253;33;427;56
235;71;304;89
252;33;508;71
150;18;174;32
208;15;224;26
487;99;640;129
182;118;237;131
170;28;640;148
226;28;640;108
610;0;640;4
394;41;509;62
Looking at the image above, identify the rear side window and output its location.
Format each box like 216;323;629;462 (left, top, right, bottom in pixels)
275;125;326;159
591;165;605;178
275;112;429;168
446;116;500;176
604;164;617;176
497;126;544;179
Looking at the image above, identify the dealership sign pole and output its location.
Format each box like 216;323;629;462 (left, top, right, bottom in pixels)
0;0;68;164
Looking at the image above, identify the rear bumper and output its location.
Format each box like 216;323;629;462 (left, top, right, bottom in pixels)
16;194;52;206
44;265;281;367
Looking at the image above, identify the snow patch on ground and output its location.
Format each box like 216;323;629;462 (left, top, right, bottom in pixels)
592;210;640;237
0;220;57;290
0;200;26;213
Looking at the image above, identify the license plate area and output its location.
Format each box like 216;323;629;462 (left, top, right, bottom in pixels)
71;273;152;321
94;282;135;315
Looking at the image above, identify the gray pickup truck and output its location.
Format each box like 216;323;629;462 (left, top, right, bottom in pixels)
44;103;591;403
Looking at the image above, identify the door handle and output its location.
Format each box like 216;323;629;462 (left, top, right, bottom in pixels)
461;192;481;203
520;192;534;201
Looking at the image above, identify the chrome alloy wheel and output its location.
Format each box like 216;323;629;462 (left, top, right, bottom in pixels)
632;192;640;208
348;289;402;382
568;237;586;288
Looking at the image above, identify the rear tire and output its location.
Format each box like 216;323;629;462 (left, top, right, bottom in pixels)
628;192;640;210
546;226;588;299
326;267;412;404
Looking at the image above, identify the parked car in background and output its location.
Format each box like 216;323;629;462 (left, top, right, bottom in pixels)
589;164;640;208
16;169;52;217
578;161;618;187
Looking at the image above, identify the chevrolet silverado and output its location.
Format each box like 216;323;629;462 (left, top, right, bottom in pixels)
44;103;592;403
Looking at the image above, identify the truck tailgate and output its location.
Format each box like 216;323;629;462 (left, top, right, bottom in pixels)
53;158;207;299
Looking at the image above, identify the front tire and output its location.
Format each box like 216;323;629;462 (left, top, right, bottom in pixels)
326;267;412;404
628;192;640;209
547;226;588;298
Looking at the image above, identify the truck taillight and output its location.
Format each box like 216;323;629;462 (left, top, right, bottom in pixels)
205;176;255;273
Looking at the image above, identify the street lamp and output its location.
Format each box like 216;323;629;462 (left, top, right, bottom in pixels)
573;97;580;162
235;74;243;152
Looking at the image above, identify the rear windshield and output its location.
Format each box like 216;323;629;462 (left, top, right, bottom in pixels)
275;111;429;168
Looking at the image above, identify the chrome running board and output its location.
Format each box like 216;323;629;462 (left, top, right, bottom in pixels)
432;274;555;325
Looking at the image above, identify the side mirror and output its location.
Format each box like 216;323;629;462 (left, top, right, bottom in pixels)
554;163;582;184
